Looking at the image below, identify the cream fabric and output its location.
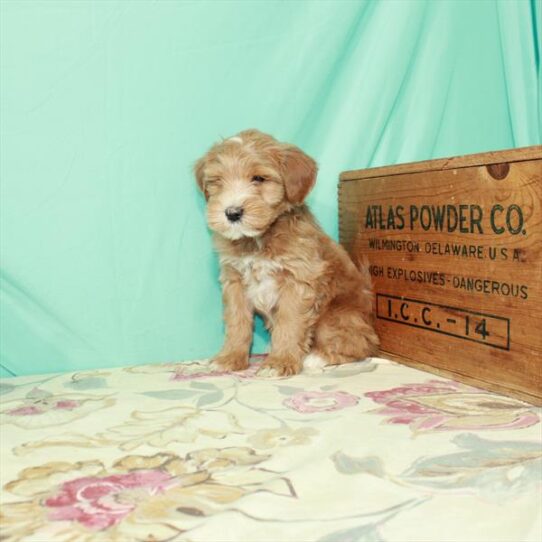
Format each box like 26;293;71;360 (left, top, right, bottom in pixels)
1;356;540;541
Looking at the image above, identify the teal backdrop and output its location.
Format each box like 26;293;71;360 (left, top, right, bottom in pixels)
1;0;540;377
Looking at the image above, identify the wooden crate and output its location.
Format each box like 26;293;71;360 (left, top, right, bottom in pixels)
339;146;542;405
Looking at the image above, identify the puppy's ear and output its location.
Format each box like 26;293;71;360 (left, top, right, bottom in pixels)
280;145;317;204
194;157;209;200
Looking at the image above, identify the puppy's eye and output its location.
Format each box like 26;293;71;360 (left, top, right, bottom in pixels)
252;175;266;183
205;179;221;194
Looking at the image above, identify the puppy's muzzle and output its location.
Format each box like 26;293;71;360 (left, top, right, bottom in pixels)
225;206;244;223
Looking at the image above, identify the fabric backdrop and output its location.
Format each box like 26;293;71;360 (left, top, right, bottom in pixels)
1;0;540;377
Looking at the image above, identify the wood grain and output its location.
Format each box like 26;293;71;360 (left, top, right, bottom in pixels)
340;145;542;181
339;146;542;405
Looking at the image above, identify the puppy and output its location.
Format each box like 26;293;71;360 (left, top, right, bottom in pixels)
195;129;379;376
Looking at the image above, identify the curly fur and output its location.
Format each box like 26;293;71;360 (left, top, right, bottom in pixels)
195;129;379;376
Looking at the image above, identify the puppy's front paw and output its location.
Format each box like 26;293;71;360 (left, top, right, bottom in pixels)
257;355;301;377
256;365;280;378
211;352;249;372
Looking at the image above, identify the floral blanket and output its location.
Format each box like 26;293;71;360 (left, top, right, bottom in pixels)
1;356;541;542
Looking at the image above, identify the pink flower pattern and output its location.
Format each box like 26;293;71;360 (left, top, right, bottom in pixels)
365;380;539;433
54;400;79;410
171;370;228;381
170;354;266;381
284;391;359;413
7;399;81;417
7;405;42;416
44;470;175;531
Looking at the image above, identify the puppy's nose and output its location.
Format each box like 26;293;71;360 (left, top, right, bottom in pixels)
225;206;244;223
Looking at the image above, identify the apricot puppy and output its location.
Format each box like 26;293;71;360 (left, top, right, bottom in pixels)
195;130;379;376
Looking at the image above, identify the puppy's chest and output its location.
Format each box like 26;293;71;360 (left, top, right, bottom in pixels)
225;256;283;315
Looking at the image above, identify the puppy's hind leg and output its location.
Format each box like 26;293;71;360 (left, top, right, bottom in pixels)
311;302;379;367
